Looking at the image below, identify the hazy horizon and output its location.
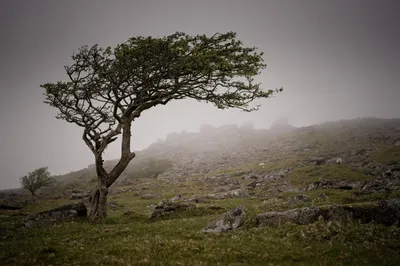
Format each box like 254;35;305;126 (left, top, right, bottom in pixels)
1;0;399;189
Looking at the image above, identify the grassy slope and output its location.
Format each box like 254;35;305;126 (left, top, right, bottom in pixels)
1;119;400;265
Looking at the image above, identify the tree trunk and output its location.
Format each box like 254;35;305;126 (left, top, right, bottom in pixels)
89;156;109;220
88;119;136;220
89;184;108;220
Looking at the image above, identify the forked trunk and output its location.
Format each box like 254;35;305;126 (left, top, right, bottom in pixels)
88;119;135;220
89;184;108;220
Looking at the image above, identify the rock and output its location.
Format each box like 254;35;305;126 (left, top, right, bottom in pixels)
256;206;320;227
205;189;249;200
306;179;362;191
0;199;27;210
107;200;123;210
170;195;183;202
293;195;310;202
70;192;90;200
140;193;160;199
357;178;400;194
202;206;246;233
184;197;208;203
319;193;329;200
24;202;87;227
310;157;326;165
149;200;195;221
256;198;400;227
326;158;343;165
247;181;259;188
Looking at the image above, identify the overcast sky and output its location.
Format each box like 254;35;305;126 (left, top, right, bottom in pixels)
0;0;399;189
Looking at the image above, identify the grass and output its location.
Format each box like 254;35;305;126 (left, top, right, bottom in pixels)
373;146;400;164
288;164;374;187
1;205;400;266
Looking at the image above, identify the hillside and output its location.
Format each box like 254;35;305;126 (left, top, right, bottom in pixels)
54;117;400;186
1;117;400;265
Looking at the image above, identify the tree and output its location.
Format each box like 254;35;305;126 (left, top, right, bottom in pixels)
41;31;282;220
20;167;55;196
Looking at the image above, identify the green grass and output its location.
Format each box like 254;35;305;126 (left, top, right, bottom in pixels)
1;204;400;266
373;146;400;164
289;164;374;187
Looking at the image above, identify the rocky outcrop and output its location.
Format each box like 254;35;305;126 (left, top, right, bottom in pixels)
202;206;246;233
24;202;87;227
0;199;28;210
204;189;249;200
305;179;363;191
149;200;195;221
256;198;400;227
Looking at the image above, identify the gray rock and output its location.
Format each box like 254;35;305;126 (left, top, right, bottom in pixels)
24;202;87;227
256;206;320;227
202;206;246;233
140;193;160;200
256;198;400;227
149;200;195;221
0;199;27;210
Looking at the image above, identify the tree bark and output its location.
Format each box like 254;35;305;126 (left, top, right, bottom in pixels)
89;155;109;220
89;119;136;220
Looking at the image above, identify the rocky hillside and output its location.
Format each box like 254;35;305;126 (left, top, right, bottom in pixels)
52;117;400;186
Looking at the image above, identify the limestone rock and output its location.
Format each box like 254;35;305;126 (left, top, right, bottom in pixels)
202;206;246;233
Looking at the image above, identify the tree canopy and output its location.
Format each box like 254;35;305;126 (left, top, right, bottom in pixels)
41;31;282;218
20;167;54;196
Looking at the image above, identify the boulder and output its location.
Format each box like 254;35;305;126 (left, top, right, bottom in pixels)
205;189;249;200
70;192;90;200
0;199;27;210
306;179;362;191
140;193;160;199
256;206;320;227
256;198;400;227
202;206;246;233
149;200;195;221
24;202;87;227
310;157;326;165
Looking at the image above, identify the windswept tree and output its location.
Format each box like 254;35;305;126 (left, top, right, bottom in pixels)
20;167;55;196
41;32;282;220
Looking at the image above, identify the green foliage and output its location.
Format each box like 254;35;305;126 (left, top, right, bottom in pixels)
19;167;55;196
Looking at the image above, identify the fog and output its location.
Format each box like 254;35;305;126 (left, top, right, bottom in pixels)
0;0;399;189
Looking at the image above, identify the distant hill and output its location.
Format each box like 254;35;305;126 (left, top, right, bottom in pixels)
53;117;400;185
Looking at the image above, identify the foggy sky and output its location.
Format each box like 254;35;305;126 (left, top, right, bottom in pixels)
0;0;399;189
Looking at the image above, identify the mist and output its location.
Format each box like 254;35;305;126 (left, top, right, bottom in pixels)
0;0;399;190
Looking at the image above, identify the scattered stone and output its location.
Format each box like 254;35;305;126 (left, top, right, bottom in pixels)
202;206;246;233
24;202;87;227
